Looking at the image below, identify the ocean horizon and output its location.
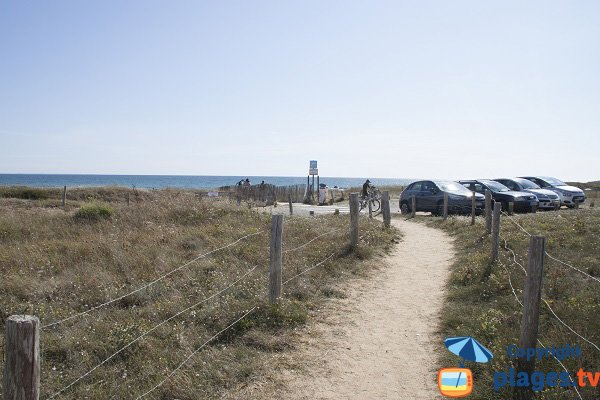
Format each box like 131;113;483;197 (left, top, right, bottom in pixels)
0;174;416;190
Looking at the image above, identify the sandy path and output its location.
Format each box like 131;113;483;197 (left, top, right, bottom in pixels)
271;217;455;399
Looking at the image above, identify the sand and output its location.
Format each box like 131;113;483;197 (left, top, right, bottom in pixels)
231;216;455;399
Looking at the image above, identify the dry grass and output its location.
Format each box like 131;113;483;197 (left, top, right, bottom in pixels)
421;209;600;400
0;188;397;399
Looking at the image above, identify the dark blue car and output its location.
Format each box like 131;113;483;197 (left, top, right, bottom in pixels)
400;180;485;215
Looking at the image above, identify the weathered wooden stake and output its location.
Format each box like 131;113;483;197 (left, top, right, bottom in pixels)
471;193;476;226
382;190;391;227
350;193;359;248
288;194;293;215
514;236;546;400
368;199;373;219
443;192;449;219
269;215;283;303
491;201;501;262
61;186;67;207
508;202;514;215
4;315;40;400
574;198;580;209
411;195;416;218
485;190;492;234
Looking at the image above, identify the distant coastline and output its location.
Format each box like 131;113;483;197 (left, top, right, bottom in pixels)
0;174;415;190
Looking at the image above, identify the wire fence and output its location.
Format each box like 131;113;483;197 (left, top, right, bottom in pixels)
501;211;600;284
41;230;264;329
16;211;360;399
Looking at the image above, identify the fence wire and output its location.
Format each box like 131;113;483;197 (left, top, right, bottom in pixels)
42;230;263;329
136;307;256;400
45;265;260;399
501;212;600;284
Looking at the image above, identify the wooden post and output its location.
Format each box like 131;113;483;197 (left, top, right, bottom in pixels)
443;192;448;219
485;190;492;234
61;186;67;207
269;215;283;303
491;201;501;262
4;315;40;400
382;190;391;227
508;202;514;215
350;193;359;248
411;195;416;218
368;199;373;219
288;194;293;215
574;198;580;209
531;203;537;213
471;193;476;226
514;236;546;400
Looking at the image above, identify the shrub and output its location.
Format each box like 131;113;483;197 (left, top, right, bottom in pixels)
74;203;114;221
0;186;51;200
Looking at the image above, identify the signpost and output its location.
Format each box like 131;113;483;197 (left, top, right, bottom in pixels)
305;160;319;203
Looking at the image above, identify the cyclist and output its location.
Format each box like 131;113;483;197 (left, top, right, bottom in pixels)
362;179;372;198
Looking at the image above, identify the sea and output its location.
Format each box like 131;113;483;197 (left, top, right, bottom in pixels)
0;174;415;190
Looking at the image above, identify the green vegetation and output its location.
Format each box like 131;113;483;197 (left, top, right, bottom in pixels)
0;189;398;399
74;202;114;221
422;210;600;400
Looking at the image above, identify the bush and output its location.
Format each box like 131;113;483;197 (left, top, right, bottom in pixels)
0;186;51;200
74;203;114;221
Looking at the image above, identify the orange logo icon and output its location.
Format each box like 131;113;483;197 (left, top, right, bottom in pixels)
438;367;473;397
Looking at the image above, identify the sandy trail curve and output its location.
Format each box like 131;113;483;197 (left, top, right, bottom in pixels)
273;217;455;400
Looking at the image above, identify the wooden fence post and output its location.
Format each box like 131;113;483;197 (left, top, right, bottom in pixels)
4;315;40;400
508;202;514;215
443;192;449;219
411;195;416;218
574;198;580;209
485;190;492;234
269;215;283;303
491;201;501;262
62;186;67;207
288;194;293;215
368;199;373;219
350;193;359;248
514;236;546;400
382;190;391;227
471;193;476;226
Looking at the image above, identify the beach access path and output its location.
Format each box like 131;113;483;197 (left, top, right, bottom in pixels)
230;212;455;399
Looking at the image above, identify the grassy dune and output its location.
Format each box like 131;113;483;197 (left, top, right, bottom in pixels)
424;209;600;400
0;188;398;399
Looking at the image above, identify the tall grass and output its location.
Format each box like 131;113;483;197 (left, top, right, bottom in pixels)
423;209;600;400
0;189;397;399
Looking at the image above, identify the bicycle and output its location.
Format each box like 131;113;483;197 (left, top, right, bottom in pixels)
359;186;382;213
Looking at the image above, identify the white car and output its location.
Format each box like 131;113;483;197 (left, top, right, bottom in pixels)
493;178;560;210
519;176;585;208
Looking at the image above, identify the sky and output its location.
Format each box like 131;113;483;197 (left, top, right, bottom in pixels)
1;1;599;181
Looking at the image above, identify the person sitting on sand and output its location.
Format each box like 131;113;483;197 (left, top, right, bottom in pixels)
243;178;251;187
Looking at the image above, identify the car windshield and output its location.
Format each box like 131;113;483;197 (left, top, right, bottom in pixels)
541;176;566;186
514;178;540;189
481;180;510;192
436;181;473;194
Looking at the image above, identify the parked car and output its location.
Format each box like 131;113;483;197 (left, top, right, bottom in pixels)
519;176;585;208
459;179;538;213
493;178;560;210
399;180;485;215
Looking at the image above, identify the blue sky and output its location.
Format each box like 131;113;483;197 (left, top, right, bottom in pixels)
1;1;599;181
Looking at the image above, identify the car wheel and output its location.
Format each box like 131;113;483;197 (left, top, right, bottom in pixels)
400;202;409;215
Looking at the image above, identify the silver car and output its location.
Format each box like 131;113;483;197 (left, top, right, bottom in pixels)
519;176;585;208
494;178;560;210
